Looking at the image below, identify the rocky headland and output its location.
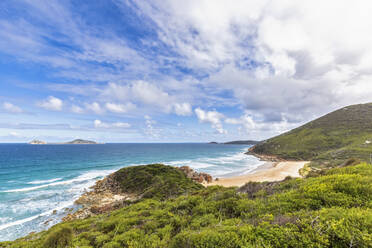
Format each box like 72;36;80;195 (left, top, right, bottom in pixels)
63;165;212;222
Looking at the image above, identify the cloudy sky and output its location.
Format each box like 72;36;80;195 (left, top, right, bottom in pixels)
1;0;372;142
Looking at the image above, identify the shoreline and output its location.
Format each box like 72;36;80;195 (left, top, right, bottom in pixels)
205;160;309;187
0;149;306;241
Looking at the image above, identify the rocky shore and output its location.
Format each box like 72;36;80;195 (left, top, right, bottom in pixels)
178;166;213;184
63;165;212;222
62;173;138;222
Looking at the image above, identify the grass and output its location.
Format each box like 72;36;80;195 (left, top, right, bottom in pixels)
251;103;372;162
2;162;371;247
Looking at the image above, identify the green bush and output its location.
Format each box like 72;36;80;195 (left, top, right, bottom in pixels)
43;226;73;248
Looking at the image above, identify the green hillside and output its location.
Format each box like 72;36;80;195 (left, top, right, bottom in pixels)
1;163;371;247
251;103;372;162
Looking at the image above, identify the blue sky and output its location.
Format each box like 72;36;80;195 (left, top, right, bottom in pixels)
1;0;372;142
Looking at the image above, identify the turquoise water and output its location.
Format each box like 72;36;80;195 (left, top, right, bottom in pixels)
0;143;262;241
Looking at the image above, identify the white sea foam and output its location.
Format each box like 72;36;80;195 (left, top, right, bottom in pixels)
3;169;116;193
0;172;111;232
0;200;77;231
28;178;62;185
0;215;39;231
164;150;264;177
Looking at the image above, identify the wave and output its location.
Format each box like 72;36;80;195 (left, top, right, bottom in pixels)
2;169;116;193
0;200;76;231
0;215;39;231
28;178;62;185
164;150;263;175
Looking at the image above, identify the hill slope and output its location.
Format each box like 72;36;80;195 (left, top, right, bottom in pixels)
251;103;372;162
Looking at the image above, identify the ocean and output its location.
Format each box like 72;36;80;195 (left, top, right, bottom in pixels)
0;143;263;241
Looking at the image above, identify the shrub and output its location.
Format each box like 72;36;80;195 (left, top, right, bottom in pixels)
43;226;73;248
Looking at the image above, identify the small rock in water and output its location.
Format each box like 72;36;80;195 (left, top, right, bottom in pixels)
43;219;52;225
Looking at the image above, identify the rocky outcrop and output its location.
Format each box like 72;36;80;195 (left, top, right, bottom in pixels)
178;166;213;183
63;175;138;222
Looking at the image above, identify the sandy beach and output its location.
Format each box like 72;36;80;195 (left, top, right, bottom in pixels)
206;161;309;187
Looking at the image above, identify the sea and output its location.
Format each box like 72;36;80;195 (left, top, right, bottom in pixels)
0;143;263;241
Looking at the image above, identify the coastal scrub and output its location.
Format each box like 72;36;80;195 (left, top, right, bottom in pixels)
1;163;371;247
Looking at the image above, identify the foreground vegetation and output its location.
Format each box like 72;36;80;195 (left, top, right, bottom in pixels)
1;162;371;247
251;103;372;162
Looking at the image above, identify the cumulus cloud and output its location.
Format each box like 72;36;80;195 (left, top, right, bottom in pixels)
195;108;226;134
5;0;372;140
71;105;84;114
102;81;193;116
225;113;257;133
130;0;372;137
105;102;135;113
38;96;63;111
3;102;23;113
172;103;192;116
85;102;104;114
144;115;160;138
94;119;131;129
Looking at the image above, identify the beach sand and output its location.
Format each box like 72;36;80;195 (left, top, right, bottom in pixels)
205;161;309;187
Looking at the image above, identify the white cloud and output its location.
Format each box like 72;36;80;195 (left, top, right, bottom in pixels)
3;102;23;113
225;113;256;132
105;102;135;113
85;102;104;114
5;0;372;140
38;96;63;111
144;115;160;138
195;108;226;134
94;119;131;129
172;103;192;116
130;0;372;136
71;105;84;114
9;131;20;137
102;81;194;116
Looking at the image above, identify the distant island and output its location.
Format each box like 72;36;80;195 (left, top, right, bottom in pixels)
209;140;260;145
64;139;99;144
29;140;47;144
29;139;100;145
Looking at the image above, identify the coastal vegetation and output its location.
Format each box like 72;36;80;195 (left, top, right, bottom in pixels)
251;103;372;163
108;164;203;200
1;162;371;247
